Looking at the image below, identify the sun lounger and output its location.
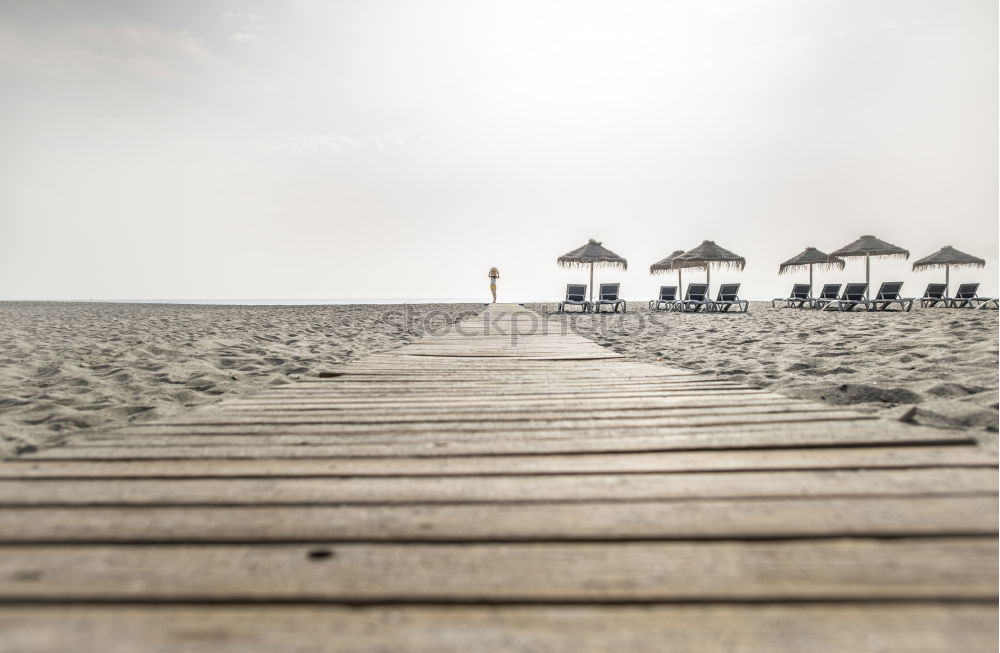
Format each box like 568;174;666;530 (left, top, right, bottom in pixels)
949;283;998;309
978;298;1000;309
870;282;914;312
677;283;711;312
557;284;591;312
919;283;949;308
710;283;749;313
772;283;811;308
821;283;870;312
649;285;678;311
592;283;626;313
808;284;842;310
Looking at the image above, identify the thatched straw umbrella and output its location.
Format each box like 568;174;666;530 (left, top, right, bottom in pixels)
649;249;689;292
830;235;909;300
672;241;745;297
778;247;845;290
911;245;985;293
557;239;628;302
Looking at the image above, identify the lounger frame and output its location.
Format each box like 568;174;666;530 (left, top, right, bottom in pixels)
808;284;842;310
821;283;870;312
710;283;749;313
919;283;948;308
649;286;678;311
772;284;811;309
948;283;998;309
557;284;591;313
592;283;627;313
677;283;711;312
869;282;914;312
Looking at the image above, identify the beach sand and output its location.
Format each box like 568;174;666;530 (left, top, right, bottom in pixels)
1;301;996;456
0;302;481;455
530;301;998;448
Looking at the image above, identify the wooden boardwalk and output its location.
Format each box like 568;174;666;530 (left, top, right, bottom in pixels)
1;303;997;651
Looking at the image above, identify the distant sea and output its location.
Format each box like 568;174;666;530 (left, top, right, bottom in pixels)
26;298;498;305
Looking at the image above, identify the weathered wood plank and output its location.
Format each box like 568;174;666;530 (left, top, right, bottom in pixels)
2;605;995;653
3;303;995;653
1;469;994;505
216;395;809;410
62;410;872;443
41;419;964;452
71;414;876;441
0;538;994;600
20;427;976;460
205;398;836;422
45;428;964;450
218;396;780;411
0;496;994;542
3;445;993;478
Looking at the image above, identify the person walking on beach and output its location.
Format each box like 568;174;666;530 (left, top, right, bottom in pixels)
488;267;499;303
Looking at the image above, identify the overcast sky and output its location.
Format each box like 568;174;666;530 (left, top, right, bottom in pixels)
0;0;995;301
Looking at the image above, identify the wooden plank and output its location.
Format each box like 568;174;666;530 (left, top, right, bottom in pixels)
2;605;995;653
55;419;898;443
270;367;736;377
3;302;994;653
83;403;859;425
311;360;703;370
3;445;994;478
216;395;809;410
0;538;994;600
0;496;994;542
71;413;875;440
266;376;749;386
219;394;778;408
62;410;871;442
1;469;994;505
44;428;967;450
205;402;837;418
43;419;959;450
19;427;976;460
256;386;767;397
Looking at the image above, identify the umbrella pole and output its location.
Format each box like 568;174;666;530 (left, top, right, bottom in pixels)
865;254;870;300
678;269;682;293
945;265;950;296
809;264;813;293
589;263;594;303
706;267;710;298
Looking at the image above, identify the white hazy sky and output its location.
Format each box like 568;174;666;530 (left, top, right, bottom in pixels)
0;0;996;301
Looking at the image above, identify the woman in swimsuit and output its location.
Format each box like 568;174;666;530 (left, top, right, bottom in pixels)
488;267;499;303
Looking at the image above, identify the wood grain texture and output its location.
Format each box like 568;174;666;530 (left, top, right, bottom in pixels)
0;538;994;601
3;445;993;477
1;303;995;650
2;605;996;653
0;496;994;542
1;468;995;505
